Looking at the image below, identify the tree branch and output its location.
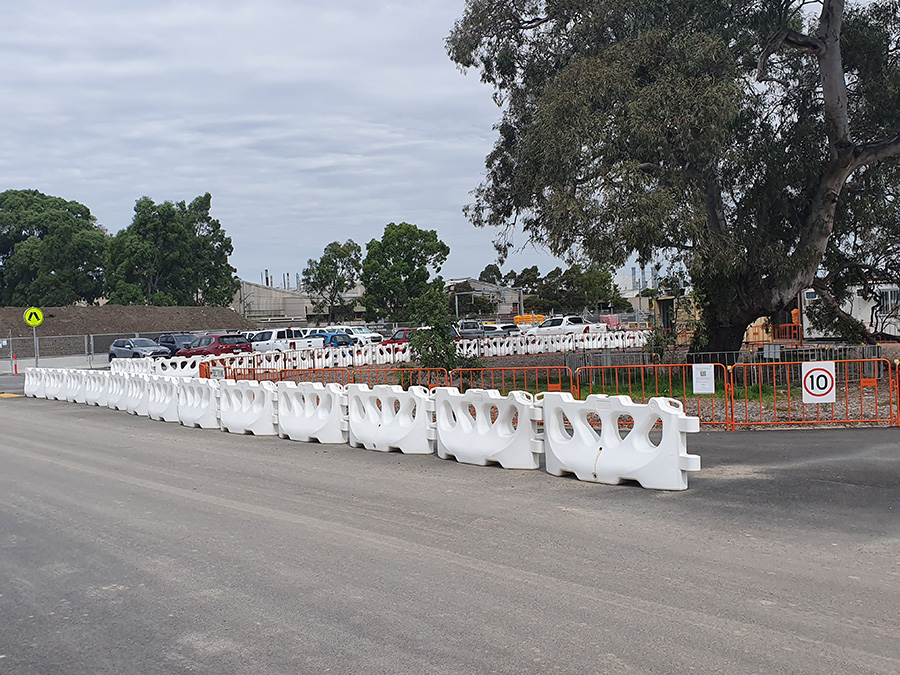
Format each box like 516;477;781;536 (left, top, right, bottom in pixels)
811;277;877;344
851;134;900;170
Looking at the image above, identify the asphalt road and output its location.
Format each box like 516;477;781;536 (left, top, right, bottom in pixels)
0;395;898;674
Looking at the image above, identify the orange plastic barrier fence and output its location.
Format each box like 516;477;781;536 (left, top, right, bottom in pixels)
276;368;351;386
449;366;574;395
575;363;731;428
349;368;449;389
774;323;803;346
729;359;895;428
228;367;280;382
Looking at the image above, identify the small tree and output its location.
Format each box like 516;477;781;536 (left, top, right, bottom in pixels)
361;222;450;321
407;285;463;370
302;240;362;323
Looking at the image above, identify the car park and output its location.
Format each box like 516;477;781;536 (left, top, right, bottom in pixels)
108;338;170;361
176;334;253;357
326;325;385;344
157;333;197;356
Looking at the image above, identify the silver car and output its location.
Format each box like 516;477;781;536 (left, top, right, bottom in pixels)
108;337;170;361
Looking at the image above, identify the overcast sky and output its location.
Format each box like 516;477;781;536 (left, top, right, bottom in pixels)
0;0;574;286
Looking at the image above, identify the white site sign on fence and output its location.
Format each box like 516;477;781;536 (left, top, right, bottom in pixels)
691;364;716;395
801;361;836;404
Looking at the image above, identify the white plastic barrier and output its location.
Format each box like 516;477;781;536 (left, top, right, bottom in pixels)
24;368;45;398
177;378;221;428
455;339;479;360
333;347;355;368
44;369;67;401
352;344;373;368
219;380;278;435
276;381;348;444
148;376;181;422
110;358;153;375
540;392;701;490
434;387;543;469
125;374;151;416
65;370;87;404
347;384;435;454
256;351;286;370
106;373;128;410
155;356;202;378
84;371;110;407
392;342;412;363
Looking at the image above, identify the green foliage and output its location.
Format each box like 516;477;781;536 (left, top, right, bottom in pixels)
106;193;239;306
0;189;107;306
407;285;469;370
448;1;900;350
302;240;362;322
478;263;502;284
361;222;450;321
514;263;627;314
450;280;494;317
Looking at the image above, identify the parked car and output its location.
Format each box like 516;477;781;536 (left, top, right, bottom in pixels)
482;324;521;337
108;337;170;361
457;319;486;339
325;325;385;344
382;327;419;345
523;315;608;336
176;334;253;357
157;333;197;356
306;332;355;348
250;328;309;353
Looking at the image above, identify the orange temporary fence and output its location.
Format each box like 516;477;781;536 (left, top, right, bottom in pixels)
729;359;895;429
349;368;449;389
228;367;280;382
449;366;574;395
774;323;803;346
574;363;732;428
277;368;351;386
195;357;899;430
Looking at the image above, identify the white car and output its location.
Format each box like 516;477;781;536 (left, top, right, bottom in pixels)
326;325;384;344
250;328;309;352
523;315;608;336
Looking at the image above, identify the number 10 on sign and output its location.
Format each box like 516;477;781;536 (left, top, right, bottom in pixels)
801;361;836;404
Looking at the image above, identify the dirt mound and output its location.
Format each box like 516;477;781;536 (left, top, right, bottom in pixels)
0;305;254;338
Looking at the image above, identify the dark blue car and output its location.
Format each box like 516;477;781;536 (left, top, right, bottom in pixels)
307;332;355;348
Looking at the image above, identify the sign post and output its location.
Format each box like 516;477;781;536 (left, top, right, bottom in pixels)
23;307;44;368
801;361;836;405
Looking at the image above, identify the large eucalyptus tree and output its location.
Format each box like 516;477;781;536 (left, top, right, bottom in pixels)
448;0;900;349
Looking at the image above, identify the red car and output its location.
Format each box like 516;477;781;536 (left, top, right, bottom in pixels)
176;334;252;357
381;328;419;345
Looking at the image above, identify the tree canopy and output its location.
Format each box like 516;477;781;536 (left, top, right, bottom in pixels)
0;189;107;306
302;240;362;322
448;0;900;349
106;193;239;307
360;222;450;321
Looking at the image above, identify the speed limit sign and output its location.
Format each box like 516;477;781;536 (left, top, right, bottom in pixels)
801;361;836;404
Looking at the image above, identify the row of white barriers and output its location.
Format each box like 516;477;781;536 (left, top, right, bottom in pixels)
109;331;651;376
25;365;700;490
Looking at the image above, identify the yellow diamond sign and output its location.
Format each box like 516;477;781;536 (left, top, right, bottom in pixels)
24;307;44;327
